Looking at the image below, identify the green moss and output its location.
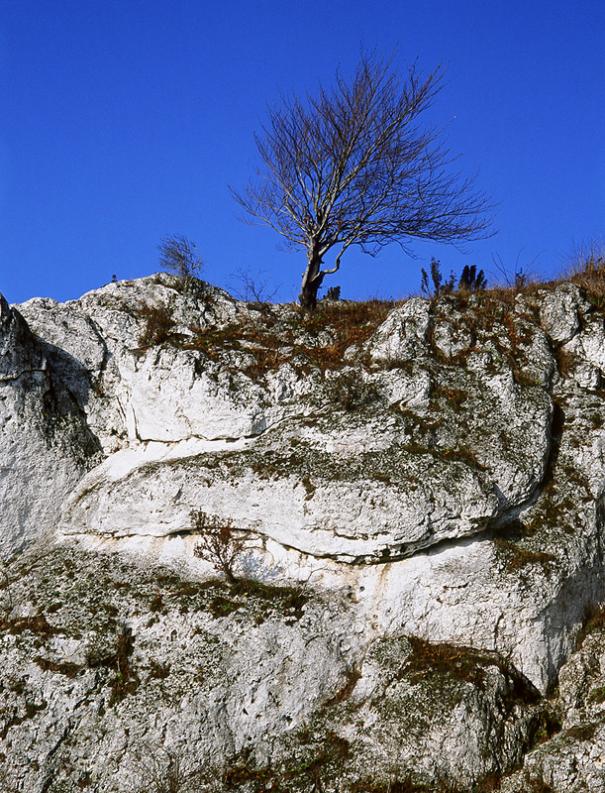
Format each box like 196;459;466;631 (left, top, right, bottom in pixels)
207;594;240;619
588;686;605;704
563;722;599;741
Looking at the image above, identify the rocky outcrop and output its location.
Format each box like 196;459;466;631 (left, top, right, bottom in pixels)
0;295;100;558
2;273;605;791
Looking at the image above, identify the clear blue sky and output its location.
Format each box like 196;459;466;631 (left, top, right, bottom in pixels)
1;0;603;304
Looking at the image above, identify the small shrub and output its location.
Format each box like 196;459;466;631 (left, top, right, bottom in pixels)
109;623;138;704
420;258;456;298
421;258;487;297
458;263;487;292
325;370;382;411
491;252;531;292
323;285;342;301
137;302;175;348
159;235;203;280
83;624;138;704
232;268;278;303
192;511;245;585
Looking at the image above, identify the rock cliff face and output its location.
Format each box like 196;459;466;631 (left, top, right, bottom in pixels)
2;273;605;791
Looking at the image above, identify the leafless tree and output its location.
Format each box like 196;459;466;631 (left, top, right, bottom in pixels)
233;55;491;309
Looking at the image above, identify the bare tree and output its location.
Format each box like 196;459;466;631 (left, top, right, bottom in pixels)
233;55;491;309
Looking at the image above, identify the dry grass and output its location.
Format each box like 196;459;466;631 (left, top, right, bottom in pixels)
0;613;60;637
182;298;397;378
569;249;605;310
493;539;557;574
34;656;81;677
323;665;362;707
403;637;540;705
137;302;176;347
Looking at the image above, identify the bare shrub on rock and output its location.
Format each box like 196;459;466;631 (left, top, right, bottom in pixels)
192;511;245;585
159;235;204;296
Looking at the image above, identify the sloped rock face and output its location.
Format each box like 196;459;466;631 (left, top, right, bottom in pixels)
3;273;605;790
0;546;547;793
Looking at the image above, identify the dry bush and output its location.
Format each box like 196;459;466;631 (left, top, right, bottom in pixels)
192;511;245;585
299;299;397;369
232;269;279;303
159;235;202;279
158;235;206;298
325;370;382;412
569;244;605;310
184;298;397;377
137;302;175;348
323;285;341;301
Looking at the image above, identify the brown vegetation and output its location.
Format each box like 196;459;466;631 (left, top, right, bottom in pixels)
137;302;176;348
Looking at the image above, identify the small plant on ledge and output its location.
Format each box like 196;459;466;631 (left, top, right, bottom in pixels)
191;511;245;585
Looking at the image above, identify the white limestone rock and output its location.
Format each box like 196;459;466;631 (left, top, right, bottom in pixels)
0;295;100;558
539;283;585;343
500;614;605;792
366;297;431;363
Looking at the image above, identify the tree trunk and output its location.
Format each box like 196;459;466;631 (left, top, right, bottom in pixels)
299;251;324;310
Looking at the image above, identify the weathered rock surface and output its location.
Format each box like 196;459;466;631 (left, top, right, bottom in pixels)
2;273;605;790
0;295;100;558
0;545;548;793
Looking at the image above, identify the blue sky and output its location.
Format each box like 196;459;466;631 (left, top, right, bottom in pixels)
1;0;603;304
